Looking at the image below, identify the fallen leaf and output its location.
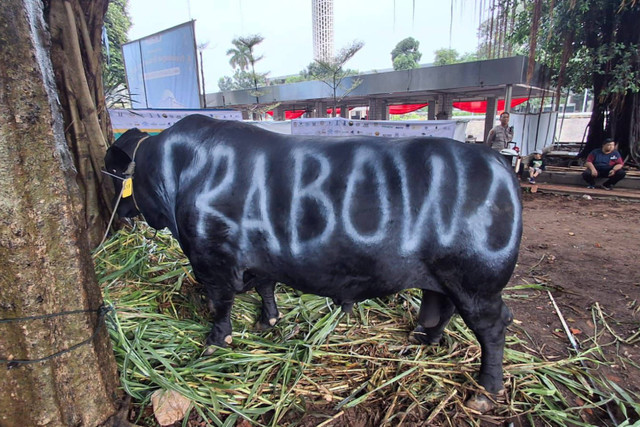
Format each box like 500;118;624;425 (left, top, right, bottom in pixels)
152;389;192;426
606;374;622;383
570;328;582;335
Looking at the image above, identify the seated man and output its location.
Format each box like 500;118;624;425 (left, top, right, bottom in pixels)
528;150;545;184
582;138;626;190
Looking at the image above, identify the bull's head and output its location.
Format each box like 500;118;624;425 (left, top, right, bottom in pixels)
104;128;149;218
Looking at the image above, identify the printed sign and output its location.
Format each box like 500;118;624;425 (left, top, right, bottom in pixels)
291;118;467;141
109;109;242;137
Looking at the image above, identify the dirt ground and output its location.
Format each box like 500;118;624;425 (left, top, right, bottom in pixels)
289;192;640;427
132;191;640;426
508;192;640;411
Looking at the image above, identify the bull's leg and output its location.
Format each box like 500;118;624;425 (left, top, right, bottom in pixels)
453;293;513;395
412;290;455;345
203;286;236;354
254;280;279;330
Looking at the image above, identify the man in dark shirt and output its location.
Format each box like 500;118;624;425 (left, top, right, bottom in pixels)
582;138;626;190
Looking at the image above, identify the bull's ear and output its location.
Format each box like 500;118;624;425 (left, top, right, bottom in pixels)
105;145;132;173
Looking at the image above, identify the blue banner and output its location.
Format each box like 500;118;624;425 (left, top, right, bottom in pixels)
123;21;201;109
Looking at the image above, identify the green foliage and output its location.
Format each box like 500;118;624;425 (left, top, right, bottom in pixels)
219;34;268;98
459;51;482;62
283;74;307;84
391;37;422;70
433;48;460;66
433;47;484;66
102;0;132;104
226;43;250;71
217;76;235;91
311;41;364;116
510;0;640;95
218;70;267;91
510;0;640;159
284;62;326;83
393;55;419;70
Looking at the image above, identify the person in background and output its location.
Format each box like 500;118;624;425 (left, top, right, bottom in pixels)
582;138;626;190
486;112;514;151
528;149;545;184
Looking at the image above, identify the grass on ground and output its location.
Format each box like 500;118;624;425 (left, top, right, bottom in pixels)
93;224;640;426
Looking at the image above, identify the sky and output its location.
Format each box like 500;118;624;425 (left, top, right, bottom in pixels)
127;0;485;91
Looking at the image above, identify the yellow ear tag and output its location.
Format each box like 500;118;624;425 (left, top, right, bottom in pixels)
122;178;133;198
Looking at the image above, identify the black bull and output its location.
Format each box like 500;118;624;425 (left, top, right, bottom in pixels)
105;114;522;395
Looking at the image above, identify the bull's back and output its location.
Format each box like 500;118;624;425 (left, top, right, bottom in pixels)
164;120;521;298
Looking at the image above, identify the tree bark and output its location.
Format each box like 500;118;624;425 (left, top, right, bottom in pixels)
47;0;114;247
580;2;639;160
0;2;120;426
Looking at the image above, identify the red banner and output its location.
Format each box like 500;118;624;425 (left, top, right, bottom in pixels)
453;98;528;113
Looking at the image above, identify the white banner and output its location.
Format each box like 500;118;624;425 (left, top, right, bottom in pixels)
510;112;558;156
291;118;467;141
109;109;242;135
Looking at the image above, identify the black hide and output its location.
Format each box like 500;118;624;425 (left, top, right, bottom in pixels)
105;114;522;394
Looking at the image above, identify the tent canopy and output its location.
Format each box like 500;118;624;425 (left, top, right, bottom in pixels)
267;98;529;119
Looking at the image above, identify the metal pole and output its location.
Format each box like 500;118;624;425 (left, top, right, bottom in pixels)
199;50;207;108
556;87;571;147
504;84;513;113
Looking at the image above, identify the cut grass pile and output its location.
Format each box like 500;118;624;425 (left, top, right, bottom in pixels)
93;224;640;426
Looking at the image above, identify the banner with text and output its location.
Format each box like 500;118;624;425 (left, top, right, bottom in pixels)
122;21;200;109
109;109;242;137
291;118;468;141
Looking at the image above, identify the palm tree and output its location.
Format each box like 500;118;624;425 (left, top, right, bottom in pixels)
226;41;250;71
227;34;265;116
236;35;264;103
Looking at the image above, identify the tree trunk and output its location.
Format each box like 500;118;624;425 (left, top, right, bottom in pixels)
627;92;640;164
610;4;640;161
581;73;608;158
0;2;121;426
580;2;639;160
46;0;115;247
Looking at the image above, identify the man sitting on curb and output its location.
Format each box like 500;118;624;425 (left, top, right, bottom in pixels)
582;138;626;190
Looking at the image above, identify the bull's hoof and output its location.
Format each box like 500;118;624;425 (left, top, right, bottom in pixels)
202;335;232;355
255;316;279;331
465;394;495;413
203;332;233;355
341;303;354;314
410;326;442;345
202;345;217;356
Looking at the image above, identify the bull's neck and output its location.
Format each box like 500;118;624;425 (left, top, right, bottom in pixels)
133;141;179;237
